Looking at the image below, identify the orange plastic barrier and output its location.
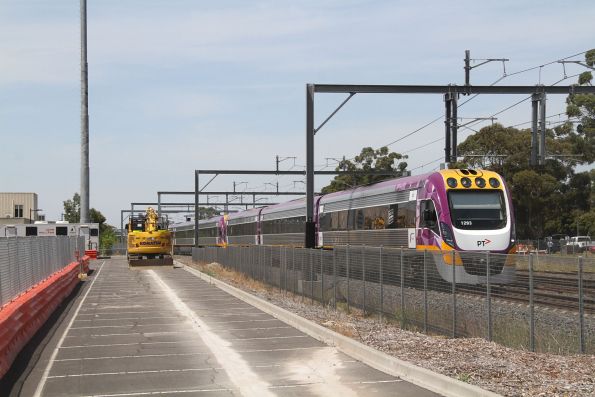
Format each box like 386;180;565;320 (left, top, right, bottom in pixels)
85;250;97;259
0;257;89;379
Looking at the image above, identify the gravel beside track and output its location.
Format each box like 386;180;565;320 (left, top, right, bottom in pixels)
176;256;595;397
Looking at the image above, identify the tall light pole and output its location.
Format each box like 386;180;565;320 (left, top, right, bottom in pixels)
80;0;90;223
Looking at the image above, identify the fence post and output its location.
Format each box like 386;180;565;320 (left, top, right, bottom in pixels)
362;245;366;315
578;256;585;354
529;254;535;352
400;248;405;328
283;246;286;295
320;249;324;307
379;246;383;322
423;249;428;333
301;249;305;302
279;246;282;293
486;251;492;341
333;248;337;310
269;245;273;286
346;244;350;313
452;250;456;338
310;249;314;304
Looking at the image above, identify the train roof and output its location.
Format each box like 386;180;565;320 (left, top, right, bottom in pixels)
320;172;432;204
226;207;263;221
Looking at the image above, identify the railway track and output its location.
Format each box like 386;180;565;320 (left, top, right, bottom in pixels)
460;270;595;314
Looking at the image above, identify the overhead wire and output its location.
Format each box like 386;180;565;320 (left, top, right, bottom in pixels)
336;49;590;169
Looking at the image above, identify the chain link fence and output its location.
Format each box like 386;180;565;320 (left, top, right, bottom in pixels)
0;236;85;307
192;245;594;355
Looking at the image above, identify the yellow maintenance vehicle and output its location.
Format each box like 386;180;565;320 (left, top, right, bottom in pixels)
127;207;173;266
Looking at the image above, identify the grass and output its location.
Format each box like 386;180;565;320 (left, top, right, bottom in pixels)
457;373;472;383
513;254;595;273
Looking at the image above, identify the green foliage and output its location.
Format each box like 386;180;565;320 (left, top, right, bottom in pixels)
63;193;80;223
198;206;220;220
577;210;595;236
321;146;408;194
99;224;118;250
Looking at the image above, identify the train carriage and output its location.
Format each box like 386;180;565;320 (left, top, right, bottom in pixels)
172;216;225;248
317;179;417;248
226;208;261;246
261;198;308;246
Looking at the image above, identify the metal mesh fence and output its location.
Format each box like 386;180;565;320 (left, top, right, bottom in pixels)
191;245;595;354
0;236;84;307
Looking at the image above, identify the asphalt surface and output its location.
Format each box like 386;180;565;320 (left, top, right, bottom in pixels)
17;258;439;397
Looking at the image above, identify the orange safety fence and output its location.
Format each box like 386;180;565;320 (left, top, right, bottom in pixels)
0;256;89;379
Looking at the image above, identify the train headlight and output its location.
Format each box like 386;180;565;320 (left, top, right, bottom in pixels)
475;177;486;188
446;177;458;188
489;177;500;188
440;221;455;248
461;177;472;188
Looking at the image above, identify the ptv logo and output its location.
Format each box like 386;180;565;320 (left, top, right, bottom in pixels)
477;239;492;247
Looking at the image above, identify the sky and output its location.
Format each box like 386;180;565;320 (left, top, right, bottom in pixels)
1;0;594;226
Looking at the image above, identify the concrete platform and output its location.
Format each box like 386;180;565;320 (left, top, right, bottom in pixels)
17;258;439;396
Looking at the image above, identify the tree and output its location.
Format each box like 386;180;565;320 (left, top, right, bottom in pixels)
63;193;80;223
63;193;117;250
321;146;408;194
565;49;595;164
198;206;219;220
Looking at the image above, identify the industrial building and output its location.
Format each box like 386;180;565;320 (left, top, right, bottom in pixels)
0;192;43;225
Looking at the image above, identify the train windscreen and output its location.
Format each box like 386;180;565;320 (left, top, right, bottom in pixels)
448;190;506;230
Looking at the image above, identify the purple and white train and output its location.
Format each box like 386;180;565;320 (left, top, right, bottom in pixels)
172;169;516;284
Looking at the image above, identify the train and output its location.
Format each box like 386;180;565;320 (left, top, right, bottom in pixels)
172;169;516;284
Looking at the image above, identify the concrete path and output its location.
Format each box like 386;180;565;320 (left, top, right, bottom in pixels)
20;258;439;396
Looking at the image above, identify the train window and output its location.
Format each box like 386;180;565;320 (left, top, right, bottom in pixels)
228;222;257;236
56;226;68;236
199;227;218;238
448;190;506;230
396;202;416;228
26;226;37;236
420;200;439;235
90;228;99;236
262;216;305;234
361;206;387;230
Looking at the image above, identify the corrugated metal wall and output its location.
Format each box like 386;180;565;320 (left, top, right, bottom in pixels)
0;236;83;306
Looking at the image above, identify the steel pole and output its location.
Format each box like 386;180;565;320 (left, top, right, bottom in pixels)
578;256;585;354
539;93;547;165
305;84;316;248
444;94;451;164
531;94;539;166
451;93;458;162
194;171;199;248
80;0;90;223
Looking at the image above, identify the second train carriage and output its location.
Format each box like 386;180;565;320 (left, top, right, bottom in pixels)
171;169;516;284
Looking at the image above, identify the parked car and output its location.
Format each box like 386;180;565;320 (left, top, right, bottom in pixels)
567;236;592;253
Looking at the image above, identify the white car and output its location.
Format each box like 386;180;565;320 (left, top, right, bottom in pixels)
567;236;592;252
